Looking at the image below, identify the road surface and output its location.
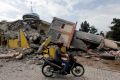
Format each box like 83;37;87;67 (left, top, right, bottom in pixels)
0;60;120;80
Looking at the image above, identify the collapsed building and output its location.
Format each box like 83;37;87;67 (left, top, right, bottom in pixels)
0;13;119;57
47;17;118;51
73;31;118;51
0;13;50;48
48;17;76;48
47;17;120;60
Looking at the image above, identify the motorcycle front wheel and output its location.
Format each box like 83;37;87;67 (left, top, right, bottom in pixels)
71;65;85;77
42;64;54;77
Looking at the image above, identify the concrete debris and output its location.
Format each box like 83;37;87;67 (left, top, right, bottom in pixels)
75;31;103;44
104;39;118;50
109;50;120;56
47;17;76;48
47;17;119;52
15;53;23;59
22;48;34;55
0;19;50;43
100;54;115;60
84;55;92;58
0;16;120;61
0;47;9;54
0;48;34;59
97;50;120;60
109;50;120;60
74;31;118;51
92;57;101;61
0;49;21;59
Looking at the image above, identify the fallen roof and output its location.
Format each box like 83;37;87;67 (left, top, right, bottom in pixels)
52;17;75;25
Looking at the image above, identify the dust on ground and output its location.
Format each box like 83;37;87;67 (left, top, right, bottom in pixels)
77;56;120;72
0;56;120;80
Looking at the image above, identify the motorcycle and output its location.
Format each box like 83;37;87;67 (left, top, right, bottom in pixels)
41;53;85;77
36;37;85;77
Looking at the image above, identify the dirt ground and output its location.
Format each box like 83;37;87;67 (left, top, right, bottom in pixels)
76;56;120;72
0;56;120;80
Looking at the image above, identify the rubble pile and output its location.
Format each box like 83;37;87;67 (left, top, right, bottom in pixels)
80;49;120;60
0;48;22;59
0;47;9;54
0;20;41;40
0;18;50;60
0;47;34;59
0;16;120;61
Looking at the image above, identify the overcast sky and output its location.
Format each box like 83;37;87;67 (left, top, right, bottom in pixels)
0;0;120;32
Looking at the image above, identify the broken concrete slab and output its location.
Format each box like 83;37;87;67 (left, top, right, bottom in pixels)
15;53;23;59
73;31;118;51
75;31;104;44
0;48;23;59
104;39;118;50
100;52;115;60
47;17;76;48
0;53;15;59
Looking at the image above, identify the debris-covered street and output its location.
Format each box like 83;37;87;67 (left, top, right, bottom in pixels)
0;57;120;80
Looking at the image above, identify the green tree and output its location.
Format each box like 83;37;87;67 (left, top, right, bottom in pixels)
79;21;90;32
89;26;97;34
106;31;112;39
106;18;120;41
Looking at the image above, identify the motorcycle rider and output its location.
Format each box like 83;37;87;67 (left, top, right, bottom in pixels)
55;40;69;74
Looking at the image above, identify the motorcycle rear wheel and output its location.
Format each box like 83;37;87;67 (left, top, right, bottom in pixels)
42;64;54;77
71;65;85;77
